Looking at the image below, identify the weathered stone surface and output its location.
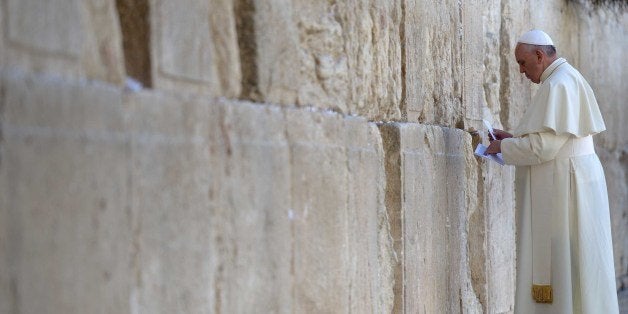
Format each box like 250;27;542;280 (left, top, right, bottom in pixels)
380;123;484;313
345;118;394;313
0;2;5;61
7;0;82;57
126;91;217;314
462;0;486;126
404;0;462;125
285;108;350;312
1;1;626;313
3;0;125;84
309;1;402;119
401;125;471;313
575;5;627;152
482;163;516;312
0;68;10;314
598;149;628;283
497;0;532;131
0;70;131;313
149;0;241;97
213;101;293;313
466;133;517;314
239;1;402;120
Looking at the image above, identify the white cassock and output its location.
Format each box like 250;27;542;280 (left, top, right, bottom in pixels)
501;58;619;313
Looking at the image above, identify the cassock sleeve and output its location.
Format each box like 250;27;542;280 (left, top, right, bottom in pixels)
501;132;570;166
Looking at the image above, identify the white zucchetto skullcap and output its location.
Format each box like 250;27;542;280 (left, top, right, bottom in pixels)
517;29;554;46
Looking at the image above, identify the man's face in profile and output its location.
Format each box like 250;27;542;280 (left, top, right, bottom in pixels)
514;44;544;84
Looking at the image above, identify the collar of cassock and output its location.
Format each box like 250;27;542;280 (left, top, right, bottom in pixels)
540;58;567;83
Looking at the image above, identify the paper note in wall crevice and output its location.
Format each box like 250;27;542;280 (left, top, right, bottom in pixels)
474;143;505;165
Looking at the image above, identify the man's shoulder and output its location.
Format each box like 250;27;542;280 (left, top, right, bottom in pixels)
546;62;584;87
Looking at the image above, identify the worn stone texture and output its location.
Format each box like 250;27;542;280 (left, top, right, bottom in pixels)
575;4;627;152
598;150;628;284
213;101;293;313
496;0;533;131
126;91;218;314
148;0;241;97
404;0;463;125
0;68;397;313
2;0;126;84
482;163;516;313
462;0;486;126
344;118;394;313
1;1;627;313
0;70;132;313
0;0;5;66
380;123;486;313
238;0;402;120
286;109;350;312
404;125;482;313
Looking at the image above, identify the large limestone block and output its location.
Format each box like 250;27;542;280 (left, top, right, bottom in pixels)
3;0;125;84
461;0;487;126
404;0;463;125
482;163;516;312
399;124;451;313
598;150;628;283
0;70;131;313
463;0;511;133
344;118;394;313
303;1;403;119
0;70;9;314
213;101;292;313
576;5;627;151
126;91;217;313
466;145;516;313
380;123;483;313
239;0;402;120
149;0;241;96
0;2;5;64
496;0;532;130
285;109;350;312
400;125;471;313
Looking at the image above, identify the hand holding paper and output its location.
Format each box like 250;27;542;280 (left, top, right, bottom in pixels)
474;143;504;165
475;119;505;165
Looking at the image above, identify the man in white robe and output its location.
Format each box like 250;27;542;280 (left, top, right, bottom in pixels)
485;29;619;313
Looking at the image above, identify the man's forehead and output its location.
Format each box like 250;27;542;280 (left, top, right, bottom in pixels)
514;44;531;58
514;44;524;58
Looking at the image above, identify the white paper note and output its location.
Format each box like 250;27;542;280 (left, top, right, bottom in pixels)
483;119;496;141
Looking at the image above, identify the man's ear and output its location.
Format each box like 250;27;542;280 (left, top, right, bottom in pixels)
536;50;543;62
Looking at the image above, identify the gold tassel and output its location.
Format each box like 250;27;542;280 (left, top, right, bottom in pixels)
531;285;553;303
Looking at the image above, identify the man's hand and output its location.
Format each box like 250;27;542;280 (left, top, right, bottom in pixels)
488;128;513;141
485;140;501;155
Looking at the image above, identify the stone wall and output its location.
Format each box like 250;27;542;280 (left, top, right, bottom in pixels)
0;0;625;313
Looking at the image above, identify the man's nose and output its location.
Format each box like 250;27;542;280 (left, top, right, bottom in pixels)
519;66;524;73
